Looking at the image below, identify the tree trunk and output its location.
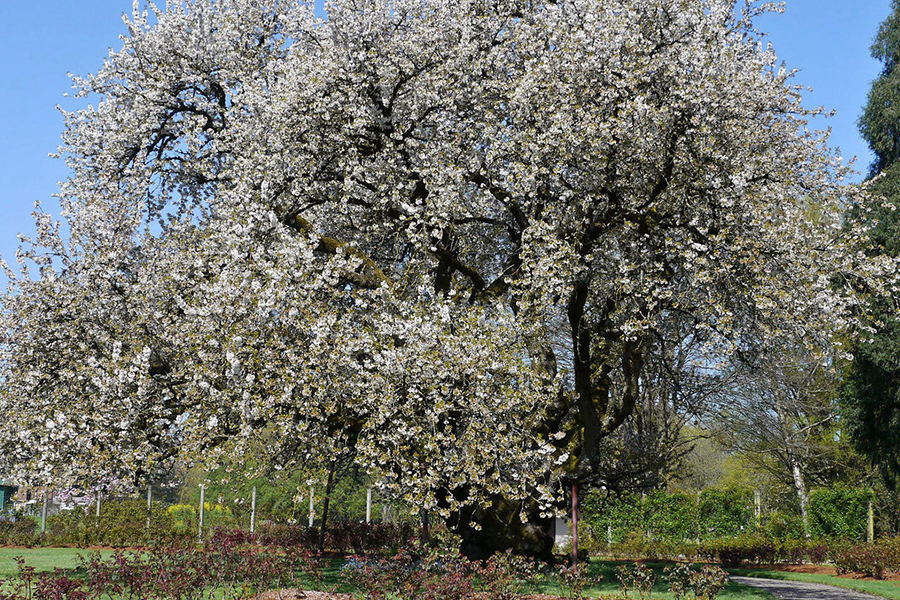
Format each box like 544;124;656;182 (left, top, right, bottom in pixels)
450;494;555;561
421;509;430;541
788;450;811;539
316;460;336;554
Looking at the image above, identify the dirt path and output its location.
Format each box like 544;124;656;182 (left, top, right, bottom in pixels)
731;576;887;600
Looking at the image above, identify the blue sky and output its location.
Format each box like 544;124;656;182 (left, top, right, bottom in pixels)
0;0;894;278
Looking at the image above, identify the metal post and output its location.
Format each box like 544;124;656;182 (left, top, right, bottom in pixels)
309;485;315;528
198;485;206;543
366;488;372;524
96;492;101;518
250;486;257;534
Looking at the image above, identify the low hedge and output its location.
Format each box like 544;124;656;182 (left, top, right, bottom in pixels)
831;536;900;578
0;500;419;553
697;536;829;567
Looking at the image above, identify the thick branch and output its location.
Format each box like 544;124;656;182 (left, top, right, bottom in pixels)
288;215;392;289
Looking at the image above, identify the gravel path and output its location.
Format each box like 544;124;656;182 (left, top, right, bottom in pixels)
731;576;887;600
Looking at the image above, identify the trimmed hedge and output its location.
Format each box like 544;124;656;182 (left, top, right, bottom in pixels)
808;485;873;542
585;485;873;546
697;535;829;567
583;487;753;544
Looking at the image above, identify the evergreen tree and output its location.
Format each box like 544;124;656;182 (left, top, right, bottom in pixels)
843;0;900;485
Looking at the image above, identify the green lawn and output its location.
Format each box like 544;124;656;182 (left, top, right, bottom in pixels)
0;547;117;578
533;561;777;600
730;566;900;600
0;549;779;599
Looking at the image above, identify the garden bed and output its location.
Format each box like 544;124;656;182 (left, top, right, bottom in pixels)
768;563;900;582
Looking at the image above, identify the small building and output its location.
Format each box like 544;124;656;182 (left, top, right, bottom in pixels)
553;516;572;550
0;480;17;511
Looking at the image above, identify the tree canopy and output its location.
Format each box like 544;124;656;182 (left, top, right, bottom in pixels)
843;0;900;487
0;0;890;527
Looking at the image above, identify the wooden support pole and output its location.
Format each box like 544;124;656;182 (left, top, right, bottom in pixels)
572;483;579;571
868;497;875;543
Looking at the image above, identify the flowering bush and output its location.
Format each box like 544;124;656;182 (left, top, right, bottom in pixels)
664;563;694;600
616;561;656;599
662;563;728;600
555;564;600;600
690;565;728;600
343;543;475;600
0;531;329;600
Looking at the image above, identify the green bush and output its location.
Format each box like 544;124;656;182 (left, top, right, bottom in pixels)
616;561;656;599
698;488;753;540
0;515;38;546
582;491;643;544
808;485;872;541
583;486;753;547
759;510;805;540
698;535;776;567
644;490;698;542
831;536;900;578
167;501;237;535
690;564;728;600
40;498;176;547
698;536;831;566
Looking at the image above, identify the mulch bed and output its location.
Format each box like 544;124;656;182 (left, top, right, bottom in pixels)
759;563;900;582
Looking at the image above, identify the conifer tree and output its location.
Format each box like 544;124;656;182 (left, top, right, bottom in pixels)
843;0;900;485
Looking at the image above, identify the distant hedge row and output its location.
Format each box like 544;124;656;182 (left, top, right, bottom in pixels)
583;485;872;543
0;498;420;551
583;487;753;543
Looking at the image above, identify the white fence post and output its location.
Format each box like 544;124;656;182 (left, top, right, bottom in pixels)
199;485;206;542
146;486;153;530
250;486;257;534
41;491;49;534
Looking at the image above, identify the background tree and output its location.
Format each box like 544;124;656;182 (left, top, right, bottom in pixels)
0;0;891;557
844;0;900;486
716;342;864;537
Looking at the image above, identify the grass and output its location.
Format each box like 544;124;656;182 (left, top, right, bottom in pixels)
525;560;777;600
0;549;779;599
730;566;900;600
0;547;116;578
